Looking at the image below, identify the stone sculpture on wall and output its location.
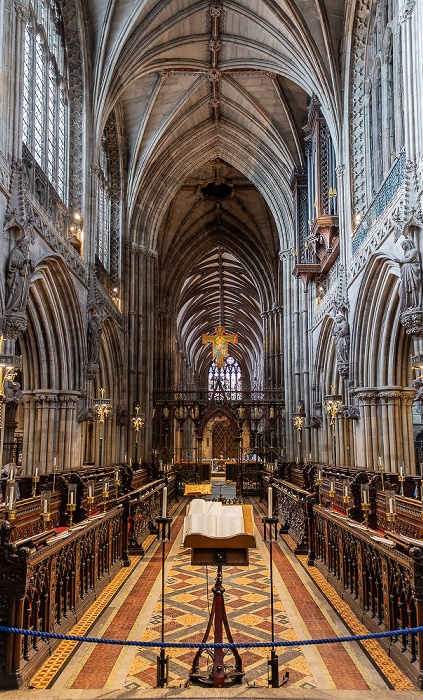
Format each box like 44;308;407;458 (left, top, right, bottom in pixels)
5;238;34;313
395;237;422;312
87;313;102;365
332;308;350;377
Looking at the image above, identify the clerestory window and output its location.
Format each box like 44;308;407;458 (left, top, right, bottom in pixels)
22;0;68;203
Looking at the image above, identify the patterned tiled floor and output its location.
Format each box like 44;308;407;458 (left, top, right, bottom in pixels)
124;546;317;689
29;496;416;691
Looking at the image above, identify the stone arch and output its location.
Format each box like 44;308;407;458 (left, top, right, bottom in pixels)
18;255;85;473
90;317;124;466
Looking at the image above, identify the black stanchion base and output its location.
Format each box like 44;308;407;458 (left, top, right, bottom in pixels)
157;649;169;688
268;652;279;688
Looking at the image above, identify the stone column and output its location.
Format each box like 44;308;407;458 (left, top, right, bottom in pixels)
126;242;157;462
399;1;417;162
280;248;295;459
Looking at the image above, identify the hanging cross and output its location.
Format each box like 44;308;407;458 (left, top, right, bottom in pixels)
202;326;238;367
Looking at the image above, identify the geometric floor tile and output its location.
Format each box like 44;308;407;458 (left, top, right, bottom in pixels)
124;546;317;689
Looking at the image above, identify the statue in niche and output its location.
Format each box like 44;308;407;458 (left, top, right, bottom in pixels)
333;310;350;365
395;237;422;312
5;238;34;312
87;314;103;364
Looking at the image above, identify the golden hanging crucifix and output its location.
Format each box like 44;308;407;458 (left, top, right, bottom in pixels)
202;326;238;367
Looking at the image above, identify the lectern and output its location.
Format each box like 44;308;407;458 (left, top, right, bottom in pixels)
184;503;256;688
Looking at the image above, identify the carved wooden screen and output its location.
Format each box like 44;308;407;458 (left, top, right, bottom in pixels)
212;421;236;458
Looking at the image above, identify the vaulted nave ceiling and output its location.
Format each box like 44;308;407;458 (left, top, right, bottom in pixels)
89;0;343;241
86;0;344;379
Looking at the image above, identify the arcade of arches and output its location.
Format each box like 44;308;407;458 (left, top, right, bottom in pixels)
1;0;423;695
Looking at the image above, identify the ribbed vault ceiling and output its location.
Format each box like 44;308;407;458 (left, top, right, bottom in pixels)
88;0;343;249
86;0;345;379
158;161;277;378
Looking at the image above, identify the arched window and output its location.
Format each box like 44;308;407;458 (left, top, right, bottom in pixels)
22;0;68;203
386;34;395;167
208;356;242;400
371;61;383;191
97;134;112;272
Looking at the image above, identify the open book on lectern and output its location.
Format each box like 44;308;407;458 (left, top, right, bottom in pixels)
182;499;256;549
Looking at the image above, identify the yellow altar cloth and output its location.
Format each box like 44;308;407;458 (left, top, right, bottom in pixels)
184;483;212;497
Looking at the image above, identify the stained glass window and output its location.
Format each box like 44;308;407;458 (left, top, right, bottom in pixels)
21;1;68;203
97;135;111;272
208;356;242;400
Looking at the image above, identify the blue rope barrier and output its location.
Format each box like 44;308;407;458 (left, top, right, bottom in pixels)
0;625;422;649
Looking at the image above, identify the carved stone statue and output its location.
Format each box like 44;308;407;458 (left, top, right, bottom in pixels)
395;237;422;312
3;378;22;404
87;314;102;364
333;311;349;364
5;238;34;312
342;405;360;420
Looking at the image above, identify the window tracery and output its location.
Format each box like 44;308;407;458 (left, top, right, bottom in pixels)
22;0;68;203
208;356;242;400
364;0;402;197
97;134;112;273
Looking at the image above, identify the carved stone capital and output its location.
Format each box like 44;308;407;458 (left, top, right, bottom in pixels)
413;377;423;402
337;360;349;378
84;362;99;380
399;1;415;23
279;247;294;261
400;309;423;337
1;311;27;340
125;241;158;259
14;1;29;22
341;404;360;420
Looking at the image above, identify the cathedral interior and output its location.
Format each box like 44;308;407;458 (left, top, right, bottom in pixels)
0;0;422;695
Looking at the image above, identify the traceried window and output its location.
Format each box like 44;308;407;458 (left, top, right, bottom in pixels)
364;0;403;197
208;356;242;400
22;0;68;203
97;134;112;273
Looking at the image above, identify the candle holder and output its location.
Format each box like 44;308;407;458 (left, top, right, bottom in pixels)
86;479;95;517
5;482;17;522
102;491;109;512
52;460;58;491
32;473;40;498
398;474;406;496
87;495;95;517
67;484;77;529
329;480;336;511
114;469;120;499
316;472;323;506
41;511;52;530
67;502;76;530
361;484;371;530
361;502;371;529
385;490;396;531
40;492;51;531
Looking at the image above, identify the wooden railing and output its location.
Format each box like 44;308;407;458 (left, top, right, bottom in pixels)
264;469;423;689
310;506;423;689
0;475;177;687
